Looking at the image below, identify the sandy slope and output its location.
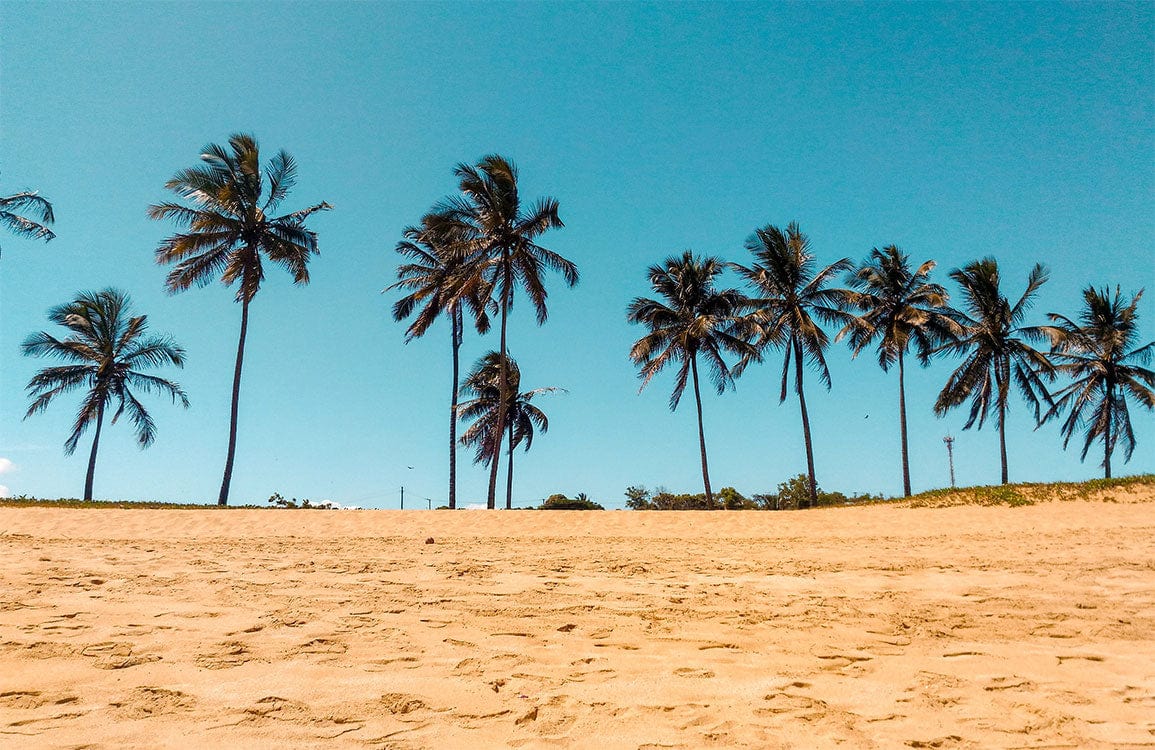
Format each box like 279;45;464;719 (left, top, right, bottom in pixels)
1;497;1153;749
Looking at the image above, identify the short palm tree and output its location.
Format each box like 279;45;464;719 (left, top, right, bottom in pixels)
934;258;1054;484
388;217;492;509
457;352;558;509
627;251;755;507
1039;286;1154;477
149;133;331;505
1;186;55;258
430;155;577;508
22;289;189;500
842;246;960;496
732;223;855;508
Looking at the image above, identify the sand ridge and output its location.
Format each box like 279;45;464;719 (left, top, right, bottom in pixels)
1;500;1153;748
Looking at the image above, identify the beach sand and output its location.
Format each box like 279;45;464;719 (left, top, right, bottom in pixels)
1;493;1153;748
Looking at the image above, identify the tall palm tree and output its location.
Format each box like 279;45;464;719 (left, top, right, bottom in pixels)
22;289;189;500
430;155;577;508
842;246;960;496
388;217;492;509
148;133;331;505
1;187;55;259
1039;286;1154;477
934;258;1054;484
627;252;755;507
731;223;855;508
457;352;558;509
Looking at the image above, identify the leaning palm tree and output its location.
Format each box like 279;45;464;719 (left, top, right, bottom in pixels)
149;133;331;505
732;223;855;508
388;217;492;509
22;289;189;500
1;186;55;259
457;351;558;509
842;246;960;496
934;258;1054;484
1039;286;1154;478
627;252;756;507
429;155;577;508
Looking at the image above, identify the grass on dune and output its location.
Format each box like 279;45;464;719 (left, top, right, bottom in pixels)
902;474;1155;508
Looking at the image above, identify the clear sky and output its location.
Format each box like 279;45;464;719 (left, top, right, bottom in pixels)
1;1;1152;509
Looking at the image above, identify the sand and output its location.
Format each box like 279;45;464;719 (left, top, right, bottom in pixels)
1;495;1153;749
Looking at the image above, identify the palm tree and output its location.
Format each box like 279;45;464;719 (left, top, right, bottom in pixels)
22;289;189;500
934;258;1054;484
148;133;331;505
842;246;960;496
731;223;855;508
388;218;492;509
627;252;756;507
1;186;55;259
1039;286;1154;478
430;155;577;508
457;352;558;509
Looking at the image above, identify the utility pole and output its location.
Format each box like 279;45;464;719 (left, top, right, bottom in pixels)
943;435;956;488
400;485;404;510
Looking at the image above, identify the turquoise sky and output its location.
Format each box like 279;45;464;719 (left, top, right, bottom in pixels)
2;2;1152;508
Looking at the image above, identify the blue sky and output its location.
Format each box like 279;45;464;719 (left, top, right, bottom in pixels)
1;1;1152;508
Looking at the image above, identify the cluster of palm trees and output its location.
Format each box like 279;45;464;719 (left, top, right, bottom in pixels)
7;140;1153;508
389;155;577;509
627;224;1154;507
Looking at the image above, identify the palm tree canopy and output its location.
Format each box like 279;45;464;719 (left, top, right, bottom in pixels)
428;154;577;324
627;251;756;410
731;222;855;399
149;133;332;303
457;352;558;466
934;258;1054;429
1040;286;1155;463
387;216;493;340
22;289;189;453
1;188;56;248
842;245;960;369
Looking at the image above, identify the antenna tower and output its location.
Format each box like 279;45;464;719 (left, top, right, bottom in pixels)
943;435;956;488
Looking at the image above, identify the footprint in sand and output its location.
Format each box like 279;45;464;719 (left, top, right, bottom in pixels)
196;640;252;670
673;667;715;679
512;695;582;736
286;638;348;659
224;695;362;737
756;692;828;721
377;692;428;715
565;668;616;684
109;687;196;720
80;641;160;670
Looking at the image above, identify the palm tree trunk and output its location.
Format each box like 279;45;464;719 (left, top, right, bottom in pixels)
690;353;714;507
505;418;515;510
793;338;818;508
998;398;1009;485
898;350;911;497
219;295;250;506
449;308;462;509
1103;380;1113;479
83;403;105;501
487;260;511;510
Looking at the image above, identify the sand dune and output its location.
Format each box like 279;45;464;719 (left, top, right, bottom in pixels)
1;496;1153;748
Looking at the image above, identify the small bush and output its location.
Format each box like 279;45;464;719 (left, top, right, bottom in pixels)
539;493;604;510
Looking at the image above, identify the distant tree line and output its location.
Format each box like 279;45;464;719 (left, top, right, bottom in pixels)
624;477;886;511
